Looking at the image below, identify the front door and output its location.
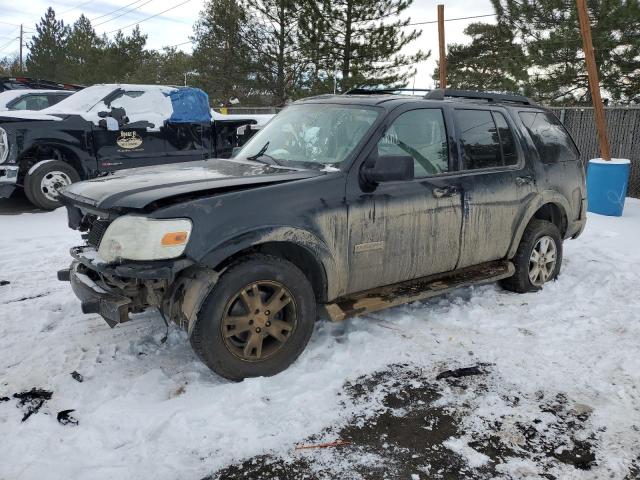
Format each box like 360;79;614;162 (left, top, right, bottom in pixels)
452;107;537;268
93;125;168;172
346;106;463;294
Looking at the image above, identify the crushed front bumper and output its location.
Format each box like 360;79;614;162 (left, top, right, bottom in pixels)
0;165;19;198
59;246;194;327
59;261;132;328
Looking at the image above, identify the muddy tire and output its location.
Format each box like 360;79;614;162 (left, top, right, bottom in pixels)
190;254;317;381
501;219;563;293
24;160;79;210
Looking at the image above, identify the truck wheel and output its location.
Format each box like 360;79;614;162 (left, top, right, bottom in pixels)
190;254;317;380
501;219;563;293
24;160;80;210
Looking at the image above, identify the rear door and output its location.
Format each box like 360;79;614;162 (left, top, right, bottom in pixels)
346;104;463;293
452;107;537;268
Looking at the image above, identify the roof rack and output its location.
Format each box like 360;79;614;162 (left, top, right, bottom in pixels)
425;88;536;106
344;87;433;95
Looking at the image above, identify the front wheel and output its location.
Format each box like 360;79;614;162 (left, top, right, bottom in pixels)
24;160;80;210
190;254;317;380
501;219;563;293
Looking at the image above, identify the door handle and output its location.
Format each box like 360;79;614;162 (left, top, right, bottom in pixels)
516;175;534;186
433;185;460;198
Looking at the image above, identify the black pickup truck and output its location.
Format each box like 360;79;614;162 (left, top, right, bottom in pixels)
58;89;587;380
0;84;270;209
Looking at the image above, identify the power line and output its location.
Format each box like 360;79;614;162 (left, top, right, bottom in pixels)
91;0;147;22
94;0;155;27
59;0;95;15
104;0;192;35
406;13;497;27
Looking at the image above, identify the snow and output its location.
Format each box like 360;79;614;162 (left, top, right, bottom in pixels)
211;110;274;126
0;199;639;479
589;158;631;165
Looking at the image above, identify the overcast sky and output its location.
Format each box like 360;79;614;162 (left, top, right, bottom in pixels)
0;0;495;88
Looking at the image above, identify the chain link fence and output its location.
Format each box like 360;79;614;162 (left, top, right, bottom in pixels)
549;107;640;198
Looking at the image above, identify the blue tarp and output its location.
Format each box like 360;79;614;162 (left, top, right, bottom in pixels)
166;87;212;123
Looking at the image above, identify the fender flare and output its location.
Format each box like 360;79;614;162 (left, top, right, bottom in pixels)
507;190;571;258
197;225;344;301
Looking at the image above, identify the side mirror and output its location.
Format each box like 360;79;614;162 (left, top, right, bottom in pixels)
97;111;109;118
362;155;414;184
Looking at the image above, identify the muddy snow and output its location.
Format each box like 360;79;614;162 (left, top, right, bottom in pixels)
0;197;639;479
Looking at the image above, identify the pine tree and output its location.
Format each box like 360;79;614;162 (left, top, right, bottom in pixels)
192;0;259;105
492;0;640;104
433;22;530;93
245;0;305;105
26;7;70;81
66;15;105;85
318;0;428;92
103;27;149;83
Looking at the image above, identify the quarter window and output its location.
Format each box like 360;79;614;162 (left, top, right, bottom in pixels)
455;109;518;170
377;109;449;177
519;111;579;163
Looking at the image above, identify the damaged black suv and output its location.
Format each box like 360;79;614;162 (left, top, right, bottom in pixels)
58;89;586;380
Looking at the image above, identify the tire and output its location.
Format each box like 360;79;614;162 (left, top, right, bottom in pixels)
190;254;317;381
501;219;563;293
24;160;80;210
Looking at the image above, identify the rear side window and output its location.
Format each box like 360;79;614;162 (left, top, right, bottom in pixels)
518;111;579;163
455;109;518;170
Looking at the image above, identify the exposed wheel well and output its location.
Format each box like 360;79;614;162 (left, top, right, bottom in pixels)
18;145;83;182
213;242;328;302
532;203;567;237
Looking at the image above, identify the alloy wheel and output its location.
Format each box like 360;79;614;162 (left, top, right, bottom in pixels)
221;280;297;362
529;235;557;286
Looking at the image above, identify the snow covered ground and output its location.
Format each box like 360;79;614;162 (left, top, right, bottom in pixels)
0;197;639;479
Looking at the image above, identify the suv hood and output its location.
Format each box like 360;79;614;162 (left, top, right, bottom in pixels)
61;158;323;211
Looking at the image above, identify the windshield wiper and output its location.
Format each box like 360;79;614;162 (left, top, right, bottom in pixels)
246;141;280;166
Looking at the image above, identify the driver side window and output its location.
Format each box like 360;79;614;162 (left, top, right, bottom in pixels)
377;109;449;177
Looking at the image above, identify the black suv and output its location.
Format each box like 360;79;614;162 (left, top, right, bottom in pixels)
58;89;586;380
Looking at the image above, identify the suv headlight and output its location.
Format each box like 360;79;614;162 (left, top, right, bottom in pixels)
98;216;192;263
0;128;9;164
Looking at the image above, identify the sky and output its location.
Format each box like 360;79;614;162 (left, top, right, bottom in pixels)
0;0;496;88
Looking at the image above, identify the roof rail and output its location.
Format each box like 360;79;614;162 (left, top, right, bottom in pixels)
425;89;536;105
344;87;434;95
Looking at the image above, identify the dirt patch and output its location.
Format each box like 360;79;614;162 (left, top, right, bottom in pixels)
208;364;600;479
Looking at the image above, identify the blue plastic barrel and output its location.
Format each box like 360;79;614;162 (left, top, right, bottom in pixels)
586;158;631;216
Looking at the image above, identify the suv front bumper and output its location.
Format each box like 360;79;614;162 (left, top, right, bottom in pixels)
59;261;131;328
59;246;194;327
0;165;19;198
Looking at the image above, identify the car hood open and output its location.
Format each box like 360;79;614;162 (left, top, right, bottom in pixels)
60;158;323;211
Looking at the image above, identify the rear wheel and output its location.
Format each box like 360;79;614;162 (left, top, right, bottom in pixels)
190;254;316;380
501;219;563;293
24;160;80;210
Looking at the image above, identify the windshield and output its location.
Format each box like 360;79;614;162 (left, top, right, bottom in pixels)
41;85;116;114
237;104;380;169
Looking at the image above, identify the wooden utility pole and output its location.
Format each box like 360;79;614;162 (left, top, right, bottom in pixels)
19;24;23;72
437;4;446;89
576;0;611;160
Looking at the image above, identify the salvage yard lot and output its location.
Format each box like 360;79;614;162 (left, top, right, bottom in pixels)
0;197;639;480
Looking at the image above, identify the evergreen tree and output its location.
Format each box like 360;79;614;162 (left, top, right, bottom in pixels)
318;0;428;92
66;15;105;85
192;0;258;105
245;0;305;105
102;27;149;82
26;7;69;81
492;0;640;104
433;22;530;93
